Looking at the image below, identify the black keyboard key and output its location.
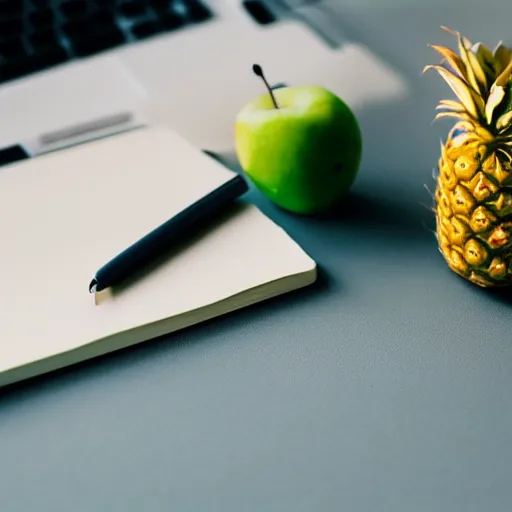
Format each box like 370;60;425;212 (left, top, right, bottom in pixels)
185;0;211;22
28;8;55;31
0;144;30;167
0;42;68;83
242;0;276;25
62;11;116;39
0;17;23;39
131;20;165;39
88;9;116;26
89;0;117;9
161;12;184;30
118;1;148;18
31;43;69;68
151;0;172;9
0;1;24;18
70;27;125;56
29;29;59;49
0;57;34;83
30;0;52;9
60;0;89;20
61;19;87;39
0;38;26;59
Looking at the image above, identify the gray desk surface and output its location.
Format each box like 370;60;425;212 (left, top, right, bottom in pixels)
1;2;512;511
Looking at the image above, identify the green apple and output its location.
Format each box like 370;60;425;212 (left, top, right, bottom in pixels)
235;69;362;215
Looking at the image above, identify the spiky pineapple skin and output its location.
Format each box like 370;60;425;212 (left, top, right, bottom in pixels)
436;135;512;287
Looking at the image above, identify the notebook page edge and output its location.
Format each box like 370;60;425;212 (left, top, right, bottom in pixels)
0;266;317;389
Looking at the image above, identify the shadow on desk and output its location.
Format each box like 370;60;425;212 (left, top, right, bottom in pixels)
464;280;512;306
312;191;435;240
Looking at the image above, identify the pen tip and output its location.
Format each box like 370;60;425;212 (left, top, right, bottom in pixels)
89;279;98;293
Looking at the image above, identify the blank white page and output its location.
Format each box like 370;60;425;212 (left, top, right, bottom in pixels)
0;125;315;382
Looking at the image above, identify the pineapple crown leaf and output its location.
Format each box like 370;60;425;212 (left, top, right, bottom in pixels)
495;58;512;87
428;44;468;81
435;99;465;112
485;83;506;124
492;42;512;73
427;27;512;132
497;110;512;131
424;64;484;119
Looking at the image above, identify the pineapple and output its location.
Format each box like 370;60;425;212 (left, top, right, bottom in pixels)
425;27;512;287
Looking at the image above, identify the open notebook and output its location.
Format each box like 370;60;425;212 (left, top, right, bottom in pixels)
0;125;316;387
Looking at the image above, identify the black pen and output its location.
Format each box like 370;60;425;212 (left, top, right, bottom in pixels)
89;173;248;294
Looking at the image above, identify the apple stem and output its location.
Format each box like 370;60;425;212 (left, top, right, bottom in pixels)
252;64;279;109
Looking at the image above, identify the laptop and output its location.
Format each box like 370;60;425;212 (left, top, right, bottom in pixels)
0;0;406;157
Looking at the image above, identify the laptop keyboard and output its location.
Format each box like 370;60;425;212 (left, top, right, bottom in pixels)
0;0;214;85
